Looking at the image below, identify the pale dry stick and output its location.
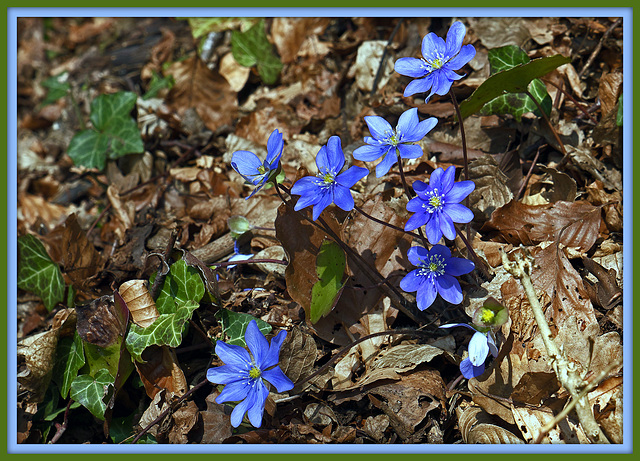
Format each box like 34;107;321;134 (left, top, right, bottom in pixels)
534;356;622;444
501;247;610;443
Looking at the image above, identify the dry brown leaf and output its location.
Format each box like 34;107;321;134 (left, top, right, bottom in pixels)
566;145;622;192
135;346;188;399
75;294;128;348
457;405;524;444
528;165;577;203
60;213;104;293
271;18;330;64
201;390;233;443
119;280;158;328
303;403;337;426
348;40;395;92
278;327;317;385
218;52;250;92
511;403;589;443
166;56;238;133
483;200;602;252
236;102;306;145
467;155;514;223
167;400;199;444
589;376;623;444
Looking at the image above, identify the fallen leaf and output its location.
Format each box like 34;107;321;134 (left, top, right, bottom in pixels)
457;405;524;443
134;345;188;399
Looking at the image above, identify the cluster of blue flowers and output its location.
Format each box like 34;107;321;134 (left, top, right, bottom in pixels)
209;20;491;429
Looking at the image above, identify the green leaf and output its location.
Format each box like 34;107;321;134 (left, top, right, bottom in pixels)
110;413;157;444
477;45;552;121
154;259;206;314
309;240;346;324
125;300;199;362
459;53;570;119
40;72;71;107
143;71;174;100
616;93;623;126
17;234;65;312
83;340;122;380
67;91;144;170
214;310;271;347
231;19;283;85
69;369;114;420
52;331;85;398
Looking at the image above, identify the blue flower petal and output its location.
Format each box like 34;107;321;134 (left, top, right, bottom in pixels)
445;256;475;276
336;165;368;188
315;145;330;172
406;196;425;212
429;244;452;260
404;76;433;97
435;273;463;304
332;184;355;212
402;117;437;143
265;129;284;165
407;246;429;266
228;384;255;427
399;269;423;293
396;108;419;138
207;364;246;385
375;150;399;177
325;136;345;173
246;380;269;428
262;330;288;369
216;378;251;405
262;366;295;392
431;71;455;96
460;357;485;379
439;322;477;332
412;180;429;194
468;331;490;366
312;192;333;221
397;143;423;159
429;167;444;189
445;21;466;58
245;320;269;367
442;203;474;224
446;44;476;70
364;115;394;141
440;165;456;193
425;214;443;244
487;332;499;358
416;280;438;310
353;144;388;162
231;151;263;179
438;210;456;240
394;57;428;78
421;32;441;61
215;340;252;370
404;211;428;232
446;180;476;202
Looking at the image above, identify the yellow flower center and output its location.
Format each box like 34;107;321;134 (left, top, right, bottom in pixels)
480;308;496;324
257;165;267;175
249;366;261;379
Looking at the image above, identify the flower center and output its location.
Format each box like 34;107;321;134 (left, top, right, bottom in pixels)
317;170;336;189
480;308;495;324
257;165;267;175
249;366;261;379
417;254;446;277
423;188;445;212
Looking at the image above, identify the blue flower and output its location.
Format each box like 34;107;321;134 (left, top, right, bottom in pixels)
231;129;284;199
395;21;476;103
353;108;437;177
291;136;368;221
399;244;474;311
404;165;475;244
206;320;294;428
439;323;498;379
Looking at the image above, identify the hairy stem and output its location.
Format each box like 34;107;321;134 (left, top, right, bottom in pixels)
449;88;471;243
353;204;421;239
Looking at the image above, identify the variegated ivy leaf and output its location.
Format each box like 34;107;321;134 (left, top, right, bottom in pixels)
52;331;85;399
214;310;271;347
69;369;114;420
154;259;206;314
17;234;65;312
125;299;199;362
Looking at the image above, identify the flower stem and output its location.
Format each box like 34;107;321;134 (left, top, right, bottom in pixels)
449;88;471;243
454;225;490;280
524;89;569;167
353;204;422;239
396;154;430;249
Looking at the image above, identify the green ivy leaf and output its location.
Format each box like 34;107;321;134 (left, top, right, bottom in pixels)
143;71;175;100
125;300;199;362
231;19;283;85
52;331;85;399
459;53;570;119
309;240;346;324
616;93;623;126
67;91;144;170
69;369;114;420
40;71;71;107
154;259;206;315
17;234;65;312
214;310;271;347
477;45;552;121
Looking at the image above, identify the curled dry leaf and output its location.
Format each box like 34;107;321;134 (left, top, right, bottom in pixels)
119;279;159;328
511;403;589;443
134;345;188;399
527;165;577;203
201;390;233;444
349;40;395;92
303;402;338;426
75;294;128;348
278;327;317;385
167;400;199;444
483;200;602;252
271;18;330;64
457;405;524;444
60;213;105;293
467;155;513;223
589;376;623;444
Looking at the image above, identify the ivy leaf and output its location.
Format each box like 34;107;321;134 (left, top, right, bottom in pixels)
231;19;283;85
52;331;85;399
125;300;199;362
459;53;570;119
616;93;623;126
214;310;271;347
69;369;114;420
154;259;206;314
143;71;174;100
67;91;144;170
477;45;552;121
309;240;346;323
17;234;65;312
40;71;71;107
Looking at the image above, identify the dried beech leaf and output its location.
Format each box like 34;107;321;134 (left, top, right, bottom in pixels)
278;327;317;384
457;405;524;444
201;391;233;443
119;280;159;328
167;400;199;444
528;165;577;203
589;376;623;444
511;404;589;443
303;402;337;426
467;155;514;223
483;200;601;252
76;294;128;348
134;345;188;399
60;213;104;292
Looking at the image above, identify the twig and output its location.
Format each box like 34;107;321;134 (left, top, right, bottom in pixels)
370;19;404;96
449;88;471;243
515;144;544;200
130;379;210;444
578;18;623;79
501;247;609;443
49;398;73;444
353;204;422;239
